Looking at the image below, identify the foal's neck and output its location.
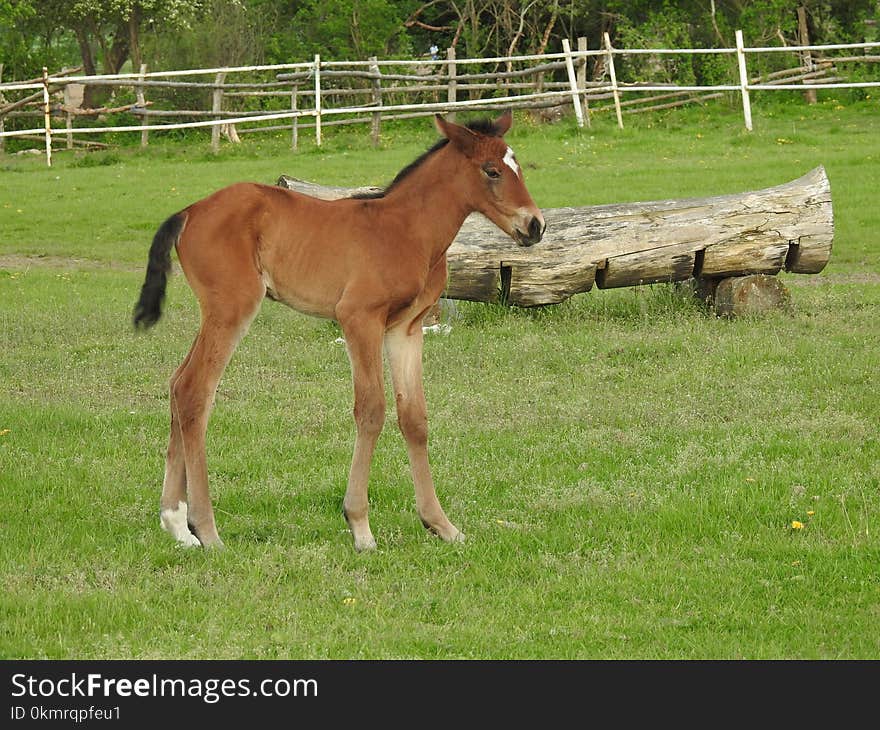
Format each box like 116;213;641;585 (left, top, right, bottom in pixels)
380;145;473;261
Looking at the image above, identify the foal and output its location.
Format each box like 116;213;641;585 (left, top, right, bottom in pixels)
134;111;544;550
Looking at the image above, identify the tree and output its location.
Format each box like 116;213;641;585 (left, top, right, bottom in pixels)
288;0;412;59
0;1;74;79
64;1;199;73
3;0;877;82
42;1;199;104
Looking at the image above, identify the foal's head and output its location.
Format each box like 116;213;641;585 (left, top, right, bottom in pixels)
435;111;545;247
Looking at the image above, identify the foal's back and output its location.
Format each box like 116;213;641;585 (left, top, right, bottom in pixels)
177;182;408;320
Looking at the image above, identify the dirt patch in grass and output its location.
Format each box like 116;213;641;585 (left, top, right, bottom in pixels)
0;254;175;274
785;271;880;286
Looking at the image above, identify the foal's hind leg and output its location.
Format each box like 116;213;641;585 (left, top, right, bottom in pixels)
159;342;200;546
385;325;463;543
172;298;262;547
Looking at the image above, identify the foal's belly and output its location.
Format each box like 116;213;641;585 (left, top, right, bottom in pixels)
261;266;339;320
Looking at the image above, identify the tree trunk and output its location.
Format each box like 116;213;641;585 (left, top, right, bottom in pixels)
74;27;101;108
797;6;818;105
277;167;833;307
128;7;143;72
104;21;131;75
74;28;97;76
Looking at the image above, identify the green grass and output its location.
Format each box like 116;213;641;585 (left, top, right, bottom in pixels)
1;98;879;659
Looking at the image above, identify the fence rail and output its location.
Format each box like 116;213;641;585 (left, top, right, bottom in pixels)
1;33;878;166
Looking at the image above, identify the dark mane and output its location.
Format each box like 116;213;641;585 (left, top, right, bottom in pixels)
350;117;504;200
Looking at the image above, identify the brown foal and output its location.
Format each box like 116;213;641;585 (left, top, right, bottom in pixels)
134;111;544;550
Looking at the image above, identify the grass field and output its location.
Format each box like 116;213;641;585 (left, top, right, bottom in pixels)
1;98;879;659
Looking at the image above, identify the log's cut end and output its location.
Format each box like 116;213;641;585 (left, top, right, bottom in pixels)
593;165;833;287
696;165;833;278
781;166;834;275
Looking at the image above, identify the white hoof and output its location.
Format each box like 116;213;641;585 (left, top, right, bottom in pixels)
160;501;201;548
353;534;377;552
176;532;202;548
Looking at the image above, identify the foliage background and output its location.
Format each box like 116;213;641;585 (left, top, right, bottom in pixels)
1;1;878;82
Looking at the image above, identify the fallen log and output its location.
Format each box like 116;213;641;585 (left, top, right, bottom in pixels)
277;166;833;307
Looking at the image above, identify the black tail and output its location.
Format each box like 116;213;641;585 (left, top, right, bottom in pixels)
133;213;186;329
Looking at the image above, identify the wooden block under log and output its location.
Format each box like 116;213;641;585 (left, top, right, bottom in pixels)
713;274;791;317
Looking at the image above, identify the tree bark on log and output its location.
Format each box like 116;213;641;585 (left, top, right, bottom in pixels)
277;166;833;307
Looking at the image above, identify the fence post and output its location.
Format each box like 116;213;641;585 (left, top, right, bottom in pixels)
0;63;5;154
735;29;753;131
577;36;591;128
314;54;322;147
446;47;457;122
368;56;382;147
42;67;52;167
136;63;148;147
211;71;225;153
562;39;585;128
61;68;73;149
603;33;624;129
290;84;299;151
536;61;545;99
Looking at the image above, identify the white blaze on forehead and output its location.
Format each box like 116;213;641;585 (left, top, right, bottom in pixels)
503;147;520;177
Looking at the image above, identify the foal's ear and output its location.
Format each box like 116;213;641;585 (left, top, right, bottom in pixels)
434;114;478;156
494;109;513;136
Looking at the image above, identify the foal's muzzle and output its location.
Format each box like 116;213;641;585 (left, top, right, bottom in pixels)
514;215;546;247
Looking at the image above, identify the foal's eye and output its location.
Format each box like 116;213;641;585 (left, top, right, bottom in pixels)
483;166;502;180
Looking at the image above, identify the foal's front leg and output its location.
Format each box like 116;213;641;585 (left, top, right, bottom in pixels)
340;315;386;551
385;325;463;543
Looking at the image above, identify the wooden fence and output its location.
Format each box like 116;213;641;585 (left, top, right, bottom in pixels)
1;34;879;166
